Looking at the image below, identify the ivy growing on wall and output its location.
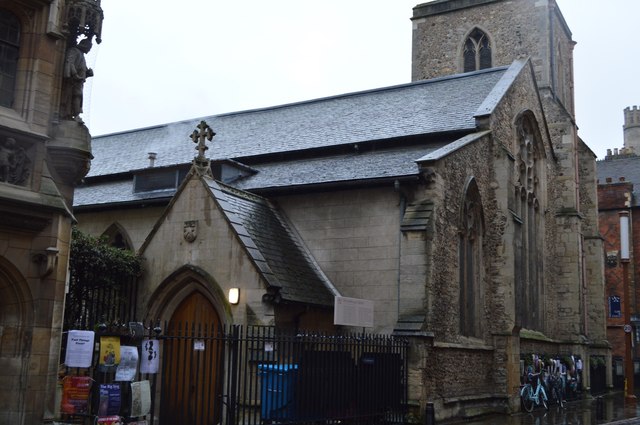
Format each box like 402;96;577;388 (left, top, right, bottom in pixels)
65;227;142;330
70;227;141;283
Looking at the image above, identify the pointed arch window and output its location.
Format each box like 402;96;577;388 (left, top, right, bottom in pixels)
514;114;545;330
0;9;20;108
459;178;484;337
102;223;133;251
463;28;491;73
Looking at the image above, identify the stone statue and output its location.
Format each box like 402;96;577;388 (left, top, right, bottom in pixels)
61;38;94;123
0;137;30;185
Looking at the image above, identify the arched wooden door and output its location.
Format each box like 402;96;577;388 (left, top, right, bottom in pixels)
161;291;222;425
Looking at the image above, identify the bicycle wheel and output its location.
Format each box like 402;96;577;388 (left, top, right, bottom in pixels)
555;386;565;408
521;385;534;412
540;387;548;410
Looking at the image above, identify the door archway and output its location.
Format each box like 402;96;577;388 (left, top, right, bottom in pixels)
161;290;223;425
0;257;33;423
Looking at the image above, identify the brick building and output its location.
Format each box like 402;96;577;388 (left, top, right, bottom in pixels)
0;0;102;423
72;0;607;422
598;106;640;390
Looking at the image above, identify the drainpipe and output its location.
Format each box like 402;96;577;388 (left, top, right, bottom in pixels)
394;180;408;319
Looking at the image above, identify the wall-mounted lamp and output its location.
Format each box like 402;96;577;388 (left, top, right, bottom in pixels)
228;288;240;305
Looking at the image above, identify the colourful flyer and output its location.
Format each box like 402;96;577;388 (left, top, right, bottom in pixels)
96;416;121;424
99;336;121;371
98;383;121;416
60;375;92;414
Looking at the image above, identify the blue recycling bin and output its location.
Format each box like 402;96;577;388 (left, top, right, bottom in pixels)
258;364;298;420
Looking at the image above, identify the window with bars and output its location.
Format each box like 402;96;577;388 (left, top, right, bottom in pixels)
0;9;20;108
463;28;491;73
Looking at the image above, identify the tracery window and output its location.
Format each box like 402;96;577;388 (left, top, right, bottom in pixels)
459;178;484;337
0;9;20;108
102;223;133;251
514;114;545;330
463;28;492;73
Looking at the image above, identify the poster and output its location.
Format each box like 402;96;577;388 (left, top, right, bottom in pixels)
98;383;121;416
64;330;95;368
115;346;139;381
60;376;92;414
140;339;159;374
130;380;151;417
99;336;121;372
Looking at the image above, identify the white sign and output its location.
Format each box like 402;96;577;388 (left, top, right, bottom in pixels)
130;380;151;417
193;340;205;351
65;330;95;368
334;296;374;328
116;346;139;381
140;339;159;374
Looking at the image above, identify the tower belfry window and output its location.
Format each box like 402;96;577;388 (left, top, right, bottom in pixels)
0;9;20;108
463;29;491;73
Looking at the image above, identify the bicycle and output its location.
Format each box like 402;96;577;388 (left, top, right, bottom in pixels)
521;370;548;412
547;359;566;408
548;372;565;408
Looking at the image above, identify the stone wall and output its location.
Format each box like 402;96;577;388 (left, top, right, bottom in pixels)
275;187;403;333
411;0;573;100
76;206;166;252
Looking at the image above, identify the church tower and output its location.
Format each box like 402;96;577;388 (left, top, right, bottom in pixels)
411;0;606;359
623;106;640;154
411;0;575;117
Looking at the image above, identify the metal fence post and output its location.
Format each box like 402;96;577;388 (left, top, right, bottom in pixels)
226;325;240;425
425;402;435;425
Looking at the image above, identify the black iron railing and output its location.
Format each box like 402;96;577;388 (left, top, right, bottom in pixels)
59;323;409;425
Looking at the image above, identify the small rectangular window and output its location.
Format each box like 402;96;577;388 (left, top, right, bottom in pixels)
134;170;178;193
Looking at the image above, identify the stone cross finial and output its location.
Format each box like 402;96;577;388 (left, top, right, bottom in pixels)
190;120;215;161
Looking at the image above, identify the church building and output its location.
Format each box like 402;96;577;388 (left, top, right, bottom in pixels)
72;0;607;421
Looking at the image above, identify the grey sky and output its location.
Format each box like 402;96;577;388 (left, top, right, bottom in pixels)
85;1;640;160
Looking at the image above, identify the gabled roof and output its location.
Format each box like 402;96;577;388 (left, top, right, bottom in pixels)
86;67;509;178
597;154;640;207
203;177;337;307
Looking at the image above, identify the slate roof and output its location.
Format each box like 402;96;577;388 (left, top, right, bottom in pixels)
597;155;640;207
204;177;337;307
75;67;514;208
86;67;508;179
